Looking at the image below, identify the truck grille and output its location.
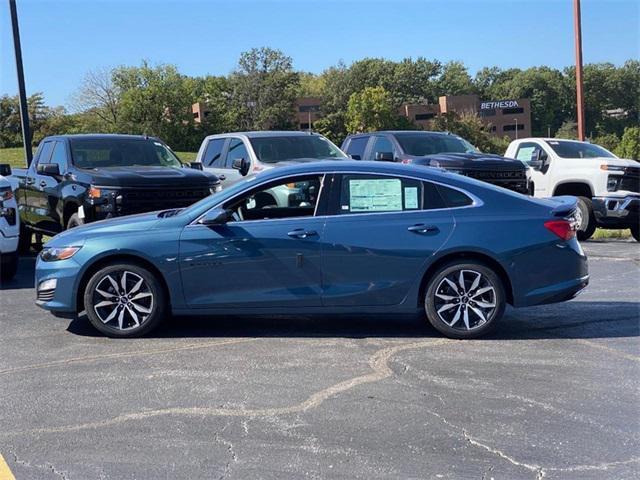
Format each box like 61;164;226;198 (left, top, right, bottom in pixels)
620;167;640;193
118;187;211;215
464;170;529;194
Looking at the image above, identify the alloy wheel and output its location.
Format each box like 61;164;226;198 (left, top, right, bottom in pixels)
431;269;497;332
91;270;154;331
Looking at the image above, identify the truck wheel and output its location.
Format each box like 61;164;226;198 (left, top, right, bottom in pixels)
17;224;32;254
631;224;640;242
67;213;84;229
576;197;596;241
84;263;166;338
0;251;19;282
424;261;506;339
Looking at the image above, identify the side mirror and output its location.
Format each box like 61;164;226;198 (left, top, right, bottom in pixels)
199;207;231;225
349;154;361;160
232;157;250;177
0;164;11;177
375;151;394;162
189;162;203;171
37;163;60;176
530;149;549;171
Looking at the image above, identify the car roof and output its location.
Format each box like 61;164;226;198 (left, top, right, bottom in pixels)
46;134;160;142
205;131;326;139
346;130;457;138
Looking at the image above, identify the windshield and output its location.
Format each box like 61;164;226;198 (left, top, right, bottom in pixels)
396;133;479;156
546;140;616;159
249;135;347;163
70;138;183;169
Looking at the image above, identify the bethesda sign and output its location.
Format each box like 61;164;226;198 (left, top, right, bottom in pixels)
480;100;520;110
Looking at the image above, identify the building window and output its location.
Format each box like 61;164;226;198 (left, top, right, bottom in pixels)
489;125;497;132
415;113;435;121
299;123;310;130
503;124;525;132
480;109;496;117
502;107;524;115
299;105;321;113
193;112;199;119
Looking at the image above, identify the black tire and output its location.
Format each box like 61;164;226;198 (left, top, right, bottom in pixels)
424;261;506;339
0;251;19;282
84;263;166;338
17;224;32;254
576;196;596;241
631;224;640;242
67;212;84;229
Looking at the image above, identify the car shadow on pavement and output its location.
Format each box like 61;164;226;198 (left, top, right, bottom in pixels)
0;255;35;290
65;300;640;341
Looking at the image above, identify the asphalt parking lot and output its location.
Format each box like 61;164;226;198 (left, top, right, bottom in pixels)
1;240;638;480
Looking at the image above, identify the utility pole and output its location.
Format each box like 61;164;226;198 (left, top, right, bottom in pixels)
514;118;519;140
573;0;586;141
9;0;32;166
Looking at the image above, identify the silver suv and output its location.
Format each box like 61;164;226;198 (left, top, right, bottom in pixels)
195;131;347;188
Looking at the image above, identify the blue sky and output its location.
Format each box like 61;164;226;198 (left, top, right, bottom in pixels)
1;0;638;108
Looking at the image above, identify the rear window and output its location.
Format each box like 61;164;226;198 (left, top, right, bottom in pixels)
249;135;346;163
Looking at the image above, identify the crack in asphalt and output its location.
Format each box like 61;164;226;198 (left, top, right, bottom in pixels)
0;338;257;376
214;423;238;480
0;338;450;437
8;450;70;480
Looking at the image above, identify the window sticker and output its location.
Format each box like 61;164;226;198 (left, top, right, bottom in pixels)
348;178;402;212
404;187;418;209
516;146;535;161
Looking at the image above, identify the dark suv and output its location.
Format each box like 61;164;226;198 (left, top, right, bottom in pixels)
342;131;530;195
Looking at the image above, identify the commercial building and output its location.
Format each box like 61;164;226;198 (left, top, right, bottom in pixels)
295;97;322;130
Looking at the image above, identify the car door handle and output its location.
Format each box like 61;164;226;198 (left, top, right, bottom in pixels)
407;224;439;234
39;180;47;188
287;229;318;239
25;178;35;185
218;175;226;181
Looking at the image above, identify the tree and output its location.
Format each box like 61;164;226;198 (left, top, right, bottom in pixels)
555;120;578;140
615;127;640;160
72;68;121;130
345;86;398;133
230;47;300;131
592;133;619;153
436;61;475;96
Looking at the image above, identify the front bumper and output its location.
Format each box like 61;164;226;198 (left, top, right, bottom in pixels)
34;255;82;313
0;230;18;255
592;194;639;227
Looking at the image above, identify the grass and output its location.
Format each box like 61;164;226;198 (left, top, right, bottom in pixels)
0;147;198;168
592;228;632;240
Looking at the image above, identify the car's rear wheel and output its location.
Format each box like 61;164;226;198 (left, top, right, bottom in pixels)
424;261;506;339
18;224;32;253
0;251;18;282
575;197;596;241
84;263;166;338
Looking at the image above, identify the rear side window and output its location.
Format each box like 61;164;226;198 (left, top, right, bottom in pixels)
203;139;226;167
336;174;448;214
344;136;369;160
436;184;474;207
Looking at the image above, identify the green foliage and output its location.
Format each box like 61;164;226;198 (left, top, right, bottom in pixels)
437;61;476;96
346;86;397;133
0;147;30;167
592;133;620;153
615;127;640;160
555;120;578;140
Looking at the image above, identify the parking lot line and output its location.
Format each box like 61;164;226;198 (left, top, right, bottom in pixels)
0;454;16;480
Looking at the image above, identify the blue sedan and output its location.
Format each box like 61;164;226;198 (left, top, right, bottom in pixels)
35;161;588;339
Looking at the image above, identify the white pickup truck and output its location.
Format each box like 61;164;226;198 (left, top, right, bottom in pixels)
0;164;20;281
505;138;639;241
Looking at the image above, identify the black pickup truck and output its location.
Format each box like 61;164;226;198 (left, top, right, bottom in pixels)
342;131;530;195
12;134;219;250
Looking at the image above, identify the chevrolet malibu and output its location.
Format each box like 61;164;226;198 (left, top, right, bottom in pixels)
35;161;589;339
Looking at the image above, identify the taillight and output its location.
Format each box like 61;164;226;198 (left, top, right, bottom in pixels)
401;158;413;164
544;220;576;241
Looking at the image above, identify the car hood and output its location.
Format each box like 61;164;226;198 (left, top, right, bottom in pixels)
417;153;527;170
561;156;638;168
77;166;218;188
46;211;162;247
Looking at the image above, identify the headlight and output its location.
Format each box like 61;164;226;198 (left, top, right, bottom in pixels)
600;164;625;172
40;246;82;262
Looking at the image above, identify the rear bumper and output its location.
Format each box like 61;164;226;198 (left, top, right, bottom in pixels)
518;274;589;307
592;194;639;227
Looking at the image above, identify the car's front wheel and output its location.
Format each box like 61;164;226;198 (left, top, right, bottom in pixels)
84;263;166;338
424;261;506;339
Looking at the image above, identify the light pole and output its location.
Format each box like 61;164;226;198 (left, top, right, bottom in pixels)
514;118;519;139
8;0;32;166
574;0;586;141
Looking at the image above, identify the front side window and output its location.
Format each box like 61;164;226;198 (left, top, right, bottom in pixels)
225;138;250;167
70;138;182;168
224;174;324;222
203;139;226;167
344;136;369;160
367;136;395;160
35;141;55;166
547;140;616;159
249;135;347;163
49;141;68;172
515;142;546;163
337;174;446;214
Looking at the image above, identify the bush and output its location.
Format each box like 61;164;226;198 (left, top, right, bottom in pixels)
615;126;640;160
